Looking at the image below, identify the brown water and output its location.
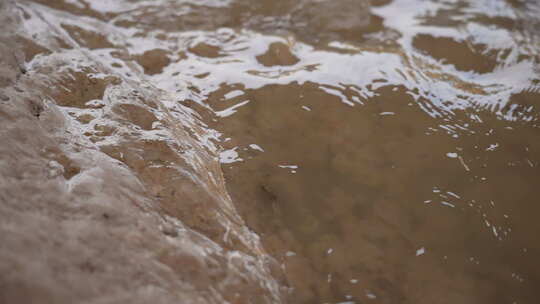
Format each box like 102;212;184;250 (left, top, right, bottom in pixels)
184;0;540;303
3;0;540;303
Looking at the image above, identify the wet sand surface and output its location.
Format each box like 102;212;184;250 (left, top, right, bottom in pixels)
1;0;540;303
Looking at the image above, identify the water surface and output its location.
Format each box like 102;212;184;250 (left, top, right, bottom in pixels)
16;0;540;303
177;0;540;303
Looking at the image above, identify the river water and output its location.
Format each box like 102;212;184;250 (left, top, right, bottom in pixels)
4;0;540;303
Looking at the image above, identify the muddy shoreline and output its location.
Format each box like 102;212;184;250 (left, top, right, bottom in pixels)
0;1;288;303
1;0;540;303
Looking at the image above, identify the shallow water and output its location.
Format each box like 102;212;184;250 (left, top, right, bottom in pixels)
4;0;540;303
187;0;540;303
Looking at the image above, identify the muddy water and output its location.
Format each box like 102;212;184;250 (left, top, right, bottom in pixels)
3;0;540;303
187;0;540;303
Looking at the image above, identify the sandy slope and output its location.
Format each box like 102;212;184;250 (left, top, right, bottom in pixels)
0;1;287;303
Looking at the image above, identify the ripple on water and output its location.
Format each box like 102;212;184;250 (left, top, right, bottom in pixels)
6;0;540;303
